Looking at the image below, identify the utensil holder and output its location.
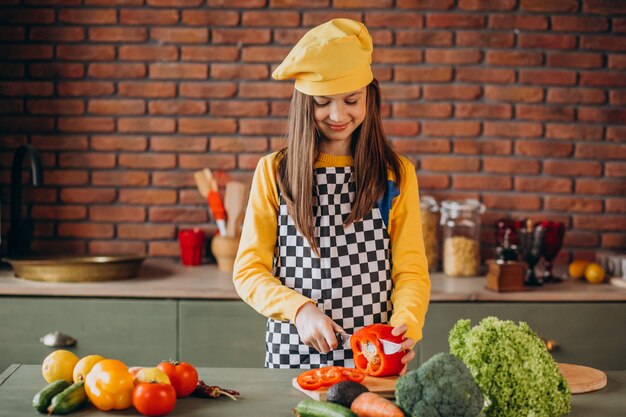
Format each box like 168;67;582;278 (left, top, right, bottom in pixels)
211;234;240;272
485;259;527;292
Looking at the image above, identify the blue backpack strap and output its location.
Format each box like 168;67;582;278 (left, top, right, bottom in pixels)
376;179;400;229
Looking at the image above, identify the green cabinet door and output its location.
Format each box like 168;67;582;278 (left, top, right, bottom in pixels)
178;300;267;367
418;302;626;371
0;297;177;372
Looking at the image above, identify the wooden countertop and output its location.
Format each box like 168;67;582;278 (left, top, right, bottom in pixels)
0;258;625;301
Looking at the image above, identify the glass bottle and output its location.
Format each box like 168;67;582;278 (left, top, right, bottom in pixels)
440;199;485;277
419;195;439;271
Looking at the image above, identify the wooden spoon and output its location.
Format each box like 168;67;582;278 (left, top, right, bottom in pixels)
224;181;246;237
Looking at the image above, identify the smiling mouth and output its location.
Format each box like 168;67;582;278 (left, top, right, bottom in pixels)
328;123;349;131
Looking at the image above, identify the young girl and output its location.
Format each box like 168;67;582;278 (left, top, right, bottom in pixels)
233;18;430;370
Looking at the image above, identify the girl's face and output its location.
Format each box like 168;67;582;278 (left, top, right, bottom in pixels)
312;87;367;145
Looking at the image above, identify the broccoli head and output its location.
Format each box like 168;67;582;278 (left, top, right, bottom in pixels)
395;352;483;417
449;317;571;417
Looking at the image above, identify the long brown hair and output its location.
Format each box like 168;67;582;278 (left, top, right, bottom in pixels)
277;79;402;256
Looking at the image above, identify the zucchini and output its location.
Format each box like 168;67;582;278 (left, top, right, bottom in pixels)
293;399;357;417
33;380;71;413
48;381;87;415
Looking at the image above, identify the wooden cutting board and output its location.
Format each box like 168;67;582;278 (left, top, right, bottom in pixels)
558;363;607;394
292;375;398;401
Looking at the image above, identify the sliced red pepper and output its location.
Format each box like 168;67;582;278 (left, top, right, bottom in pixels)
350;324;405;377
296;366;366;391
296;369;324;391
341;367;366;383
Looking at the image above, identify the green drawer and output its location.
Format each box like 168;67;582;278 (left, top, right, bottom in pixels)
179;300;267;368
0;297;177;372
418;302;626;371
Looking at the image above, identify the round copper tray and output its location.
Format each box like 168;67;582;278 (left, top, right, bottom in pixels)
2;255;146;282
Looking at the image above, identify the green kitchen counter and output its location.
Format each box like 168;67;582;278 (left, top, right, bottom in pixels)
1;365;625;417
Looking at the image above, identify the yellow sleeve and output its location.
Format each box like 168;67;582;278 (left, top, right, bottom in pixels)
388;156;431;343
232;153;314;323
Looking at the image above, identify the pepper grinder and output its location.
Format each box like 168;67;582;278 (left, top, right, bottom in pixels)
518;219;545;287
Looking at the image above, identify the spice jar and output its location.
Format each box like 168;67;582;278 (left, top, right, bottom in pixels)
420;195;439;271
440;199;485;277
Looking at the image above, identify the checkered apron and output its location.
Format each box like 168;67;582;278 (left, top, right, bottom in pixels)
265;166;393;368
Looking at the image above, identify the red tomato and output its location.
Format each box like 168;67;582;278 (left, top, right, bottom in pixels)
133;382;176;417
156;361;198;398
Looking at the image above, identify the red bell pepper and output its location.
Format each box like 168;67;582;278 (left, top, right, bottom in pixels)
296;366;365;391
350;324;405;377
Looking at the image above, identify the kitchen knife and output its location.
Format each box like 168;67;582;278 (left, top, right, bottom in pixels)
335;332;403;355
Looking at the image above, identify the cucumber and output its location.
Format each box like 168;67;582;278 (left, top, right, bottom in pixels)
33;380;71;413
293;399;357;417
48;381;87;415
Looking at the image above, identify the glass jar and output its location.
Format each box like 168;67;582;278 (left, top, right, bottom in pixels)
420;195;439;271
440;199;485;277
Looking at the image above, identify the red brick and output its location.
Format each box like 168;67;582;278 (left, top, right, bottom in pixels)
56;45;115;61
458;0;516;10
413;174;451;190
179;118;237;134
580;71;626;87
374;48;423;64
426;13;485;28
42;167;89;185
576;179;625;195
29;63;84;79
334;0;390;7
455;31;514;47
149;100;206;115
454;175;511;190
181;46;239;62
89;27;147;42
210;64;269;80
236;153;263;170
58;9;117;24
31;102;84;119
425;49;482;64
610;91;626;105
88;99;145;115
486;51;543;66
545;196;603;213
239;119;287;135
394;102;452;118
420;156;479;172
606;198;626;213
515;140;573;157
148;0;203;6
381;120;420;136
210;136;268;153
379;84;421;100
88;63;146;79
0;9;54;24
584;0;626;14
59;152;116;168
302;11;363;26
59;223;114;239
92;171;149;186
91;135;147;151
517;105;575;122
519;70;576;86
0;135;27;149
242;46;292;63
32;205;86;220
90;205;146;222
32;135;87;150
605;162;626;178
614;18;626;33
484;121;542;138
119;45;178;61
456;67;514;84
515;177;572;193
395;31;453;46
60;187;116;203
483;157;540;174
581;35;626;52
579;107;626;123
365;11;423;27
547;88;605;104
0;81;52;96
547;52;603;68
423;85;481;100
0;117;54;132
519;33;576;50
182;10;239;26
30;27;84;42
0;45;53;60
574;215;626;231
545;124;603;141
373;66;392;81
607;127;626;142
31;241;85;255
608;54;626;69
576;144;626;160
119;189;177;205
149;63;207;79
151;136;208;152
488;14;547;30
0;27;24;41
119;82;176;98
271;28;308;45
90;241;146;255
210;100;269;117
120;9;179;25
484;86;543;103
149;207;208;222
118;118;176;133
545;160;602;177
457;139;514;155
392;138;450;155
552;16;608;32
395;66;452;82
423;121;480;137
152;171;196;187
180;82;238;98
270;0;327;7
151;27;208;43
212;28;271;44
0;63;25;78
58;117;115;133
239;82;292;98
242;11;300;26
396;0;453;9
483;194;542;211
148;241;180;257
118;224;175;239
22;188;57;203
178;154;237;170
521;0;578;12
602;234;626;250
456;103;511;119
84;0;143;4
0;99;25;114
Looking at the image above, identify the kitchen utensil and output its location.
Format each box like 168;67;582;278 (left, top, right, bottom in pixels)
224;181;247;237
539;220;565;283
336;332;403;355
201;169;227;236
557;363;607;394
211;234;240;272
609;277;626;289
2;255;145;282
179;228;205;266
292;375;397;400
518;219;545;286
193;171;211;199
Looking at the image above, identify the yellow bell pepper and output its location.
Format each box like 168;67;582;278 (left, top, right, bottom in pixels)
84;359;134;411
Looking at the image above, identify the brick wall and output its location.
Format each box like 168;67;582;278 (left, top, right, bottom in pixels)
0;0;624;264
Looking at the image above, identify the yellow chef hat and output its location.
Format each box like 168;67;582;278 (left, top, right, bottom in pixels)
272;18;373;96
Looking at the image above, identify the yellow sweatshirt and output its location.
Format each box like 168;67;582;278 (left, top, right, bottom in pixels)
232;152;431;343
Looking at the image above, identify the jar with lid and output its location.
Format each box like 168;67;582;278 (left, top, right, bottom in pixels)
419;195;439;271
440;199;485;277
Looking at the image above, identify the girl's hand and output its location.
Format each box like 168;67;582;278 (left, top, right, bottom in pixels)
294;302;344;354
391;323;415;375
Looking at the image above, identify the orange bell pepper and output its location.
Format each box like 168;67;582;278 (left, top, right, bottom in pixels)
350;324;405;377
84;359;134;411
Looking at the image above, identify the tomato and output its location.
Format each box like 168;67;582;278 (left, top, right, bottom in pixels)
156;361;198;398
296;366;366;391
133;382;176;417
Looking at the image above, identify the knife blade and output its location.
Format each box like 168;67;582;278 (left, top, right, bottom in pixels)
335;332;404;355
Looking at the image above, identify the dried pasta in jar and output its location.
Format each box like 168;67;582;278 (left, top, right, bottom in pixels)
443;236;480;277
